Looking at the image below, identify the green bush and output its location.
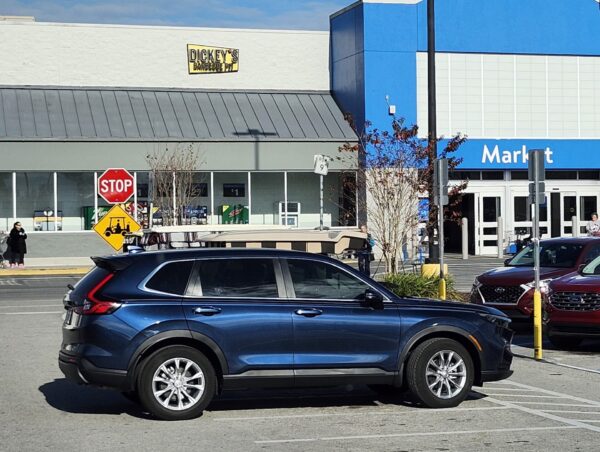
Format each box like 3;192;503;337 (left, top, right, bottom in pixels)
383;273;464;301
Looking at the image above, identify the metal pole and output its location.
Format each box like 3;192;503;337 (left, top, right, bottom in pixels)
53;172;58;232
133;172;138;223
533;153;543;360
172;171;177;226
571;215;578;237
210;171;214;225
319;174;324;231
497;216;504;259
284;171;288;226
438;160;446;300
462;217;468;260
427;0;439;263
247;171;252;225
12;172;16;224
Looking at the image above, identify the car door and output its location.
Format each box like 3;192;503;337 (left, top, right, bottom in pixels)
283;257;401;378
183;257;294;378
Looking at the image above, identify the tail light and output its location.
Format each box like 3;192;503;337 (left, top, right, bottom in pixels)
82;273;121;315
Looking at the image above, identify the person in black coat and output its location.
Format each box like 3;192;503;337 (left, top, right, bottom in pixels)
8;221;27;268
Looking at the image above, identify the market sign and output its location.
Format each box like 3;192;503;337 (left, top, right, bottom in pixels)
187;44;239;74
93;204;141;251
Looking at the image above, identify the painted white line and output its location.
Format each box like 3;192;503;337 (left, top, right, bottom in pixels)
475;387;536;392
574;420;600;423
254;426;578;444
496;402;598;407
482;394;568;398
0;305;62;309
492;380;600;407
542;410;600;415
1;311;62;315
539;361;600;376
483;396;600;433
214;406;510;422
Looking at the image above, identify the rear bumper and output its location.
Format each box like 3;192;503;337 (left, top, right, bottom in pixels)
58;351;129;390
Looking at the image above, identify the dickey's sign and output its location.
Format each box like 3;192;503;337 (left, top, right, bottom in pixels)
187;44;239;74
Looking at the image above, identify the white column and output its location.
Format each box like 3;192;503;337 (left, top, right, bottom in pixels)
172;171;177;226
247;171;252;225
133;172;138;222
93;172;99;225
53;172;58;232
284;171;288;226
12;172;16;224
210;171;215;225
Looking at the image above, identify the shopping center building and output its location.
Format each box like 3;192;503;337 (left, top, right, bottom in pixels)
0;18;358;256
1;0;600;257
331;0;600;255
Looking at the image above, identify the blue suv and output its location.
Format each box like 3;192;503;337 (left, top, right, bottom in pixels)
59;249;513;420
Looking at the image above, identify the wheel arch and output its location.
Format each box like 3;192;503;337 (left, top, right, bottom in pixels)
127;330;229;391
396;326;483;387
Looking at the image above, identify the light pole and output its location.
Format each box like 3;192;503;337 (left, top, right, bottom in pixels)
314;154;332;230
427;0;439;263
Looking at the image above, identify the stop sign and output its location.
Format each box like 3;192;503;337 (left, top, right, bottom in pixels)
98;168;134;204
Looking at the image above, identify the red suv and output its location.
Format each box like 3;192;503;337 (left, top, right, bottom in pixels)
544;256;600;348
470;238;600;321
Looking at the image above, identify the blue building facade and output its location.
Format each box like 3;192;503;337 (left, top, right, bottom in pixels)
331;0;600;254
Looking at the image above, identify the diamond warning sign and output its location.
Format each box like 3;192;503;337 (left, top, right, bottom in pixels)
93;204;141;251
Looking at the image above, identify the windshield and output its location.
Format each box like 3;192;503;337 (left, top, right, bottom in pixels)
508;243;584;268
582;255;600;276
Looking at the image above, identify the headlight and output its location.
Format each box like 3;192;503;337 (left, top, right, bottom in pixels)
521;279;552;294
479;312;511;328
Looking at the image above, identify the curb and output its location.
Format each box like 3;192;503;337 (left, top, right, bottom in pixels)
0;267;91;277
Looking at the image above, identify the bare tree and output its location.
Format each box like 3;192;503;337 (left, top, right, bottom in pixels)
339;118;467;274
146;144;206;226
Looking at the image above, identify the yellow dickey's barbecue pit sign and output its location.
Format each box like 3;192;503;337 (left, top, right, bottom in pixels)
187;44;239;74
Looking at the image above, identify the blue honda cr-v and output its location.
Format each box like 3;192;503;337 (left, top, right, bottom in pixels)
59;248;513;420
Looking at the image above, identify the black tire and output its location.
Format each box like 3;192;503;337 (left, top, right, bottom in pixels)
138;345;216;421
548;335;583;349
406;338;474;409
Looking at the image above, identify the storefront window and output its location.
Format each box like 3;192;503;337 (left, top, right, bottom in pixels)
287;172;341;228
250;172;284;225
213;172;248;224
16;172;55;231
57;172;95;231
513;197;530;222
0;173;12;231
580;196;597;222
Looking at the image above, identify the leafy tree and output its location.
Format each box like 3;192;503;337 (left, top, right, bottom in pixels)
339;118;467;273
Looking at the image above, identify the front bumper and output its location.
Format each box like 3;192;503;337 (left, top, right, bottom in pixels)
58;351;129;390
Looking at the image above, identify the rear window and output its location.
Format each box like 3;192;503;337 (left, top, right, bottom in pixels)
146;260;194;295
194;258;278;298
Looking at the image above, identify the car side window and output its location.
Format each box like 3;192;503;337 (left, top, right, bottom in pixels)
146;260;194;295
583;244;600;264
195;258;279;298
287;259;370;300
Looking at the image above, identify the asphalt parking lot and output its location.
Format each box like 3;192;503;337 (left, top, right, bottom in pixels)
1;276;600;451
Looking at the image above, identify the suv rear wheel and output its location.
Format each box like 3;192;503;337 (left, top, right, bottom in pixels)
138;345;216;421
406;338;474;408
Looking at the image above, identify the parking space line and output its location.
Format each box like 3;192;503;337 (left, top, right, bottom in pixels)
542;410;600;414
482;394;568;398
214;406;510;422
491;402;597;407
0;304;62;309
489;380;600;407
254;426;579;444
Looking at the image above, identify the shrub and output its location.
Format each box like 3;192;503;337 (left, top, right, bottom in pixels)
383;273;464;301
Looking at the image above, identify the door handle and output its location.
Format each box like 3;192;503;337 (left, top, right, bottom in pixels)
194;306;222;316
294;308;322;317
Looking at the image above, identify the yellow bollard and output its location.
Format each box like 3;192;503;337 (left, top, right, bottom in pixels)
439;278;447;301
533;289;543;360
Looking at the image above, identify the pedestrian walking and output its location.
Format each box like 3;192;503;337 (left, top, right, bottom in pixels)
586;213;600;237
0;230;9;268
358;224;375;277
8;221;27;268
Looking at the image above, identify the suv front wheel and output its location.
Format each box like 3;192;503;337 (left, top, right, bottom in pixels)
138;345;216;421
406;338;474;408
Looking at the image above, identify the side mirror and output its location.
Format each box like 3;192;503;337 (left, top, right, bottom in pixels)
504;258;512;267
362;289;384;309
578;264;586;275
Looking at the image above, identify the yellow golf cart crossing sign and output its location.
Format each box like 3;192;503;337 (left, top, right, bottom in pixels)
93;205;141;251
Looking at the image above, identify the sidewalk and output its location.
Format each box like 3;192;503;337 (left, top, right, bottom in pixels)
0;257;92;277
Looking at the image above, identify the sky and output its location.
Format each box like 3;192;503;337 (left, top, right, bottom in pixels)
1;0;354;30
